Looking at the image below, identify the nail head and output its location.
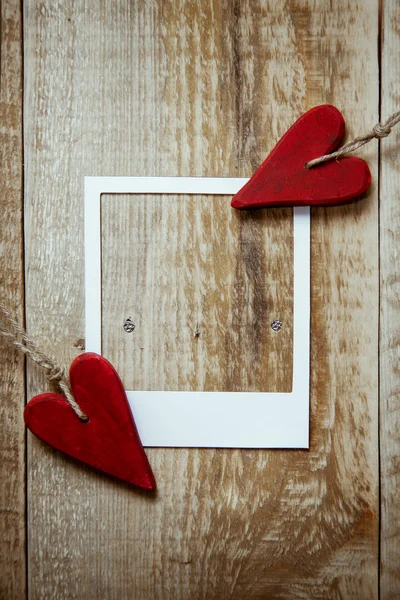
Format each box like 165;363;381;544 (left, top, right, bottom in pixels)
271;319;282;332
123;318;136;333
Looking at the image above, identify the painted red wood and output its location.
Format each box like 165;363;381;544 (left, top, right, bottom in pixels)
24;353;156;491
231;105;371;209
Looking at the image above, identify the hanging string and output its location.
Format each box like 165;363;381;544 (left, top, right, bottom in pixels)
305;110;400;169
0;304;88;422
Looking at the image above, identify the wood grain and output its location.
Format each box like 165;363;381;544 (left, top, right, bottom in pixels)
101;193;293;393
23;1;379;598
0;1;26;598
380;1;400;597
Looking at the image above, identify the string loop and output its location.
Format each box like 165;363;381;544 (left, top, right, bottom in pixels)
372;123;391;138
306;109;400;169
0;304;88;422
47;365;66;382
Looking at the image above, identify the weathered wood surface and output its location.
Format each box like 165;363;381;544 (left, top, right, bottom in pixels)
380;1;400;598
0;1;26;598
102;193;293;393
0;0;384;597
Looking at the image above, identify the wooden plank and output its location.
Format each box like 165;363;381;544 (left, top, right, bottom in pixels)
24;1;379;598
0;1;26;598
380;0;400;597
101;193;293;393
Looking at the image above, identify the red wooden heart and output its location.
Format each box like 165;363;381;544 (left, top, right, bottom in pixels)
24;352;156;491
231;105;371;209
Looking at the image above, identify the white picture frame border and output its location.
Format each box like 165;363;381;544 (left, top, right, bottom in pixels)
84;177;310;448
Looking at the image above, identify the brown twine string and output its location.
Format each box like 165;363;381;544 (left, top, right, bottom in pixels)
305;110;400;169
0;304;89;422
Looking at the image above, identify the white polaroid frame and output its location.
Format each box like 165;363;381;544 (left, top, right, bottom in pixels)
85;177;310;448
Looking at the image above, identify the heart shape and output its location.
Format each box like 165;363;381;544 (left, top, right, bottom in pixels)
231;105;371;209
24;352;156;491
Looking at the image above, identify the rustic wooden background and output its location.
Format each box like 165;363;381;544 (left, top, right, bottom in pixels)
102;192;293;393
1;0;399;598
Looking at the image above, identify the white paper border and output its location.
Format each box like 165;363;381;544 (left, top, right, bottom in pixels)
85;177;310;448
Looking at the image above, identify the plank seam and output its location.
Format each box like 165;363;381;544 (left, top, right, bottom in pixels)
378;0;383;598
20;0;29;597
